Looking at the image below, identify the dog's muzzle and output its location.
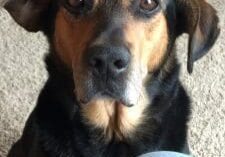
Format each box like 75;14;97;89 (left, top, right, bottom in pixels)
74;45;133;106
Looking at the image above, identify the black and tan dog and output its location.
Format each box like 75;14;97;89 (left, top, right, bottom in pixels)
4;0;220;156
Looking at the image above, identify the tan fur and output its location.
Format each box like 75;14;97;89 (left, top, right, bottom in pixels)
124;12;168;72
82;94;149;141
54;8;99;67
82;99;116;140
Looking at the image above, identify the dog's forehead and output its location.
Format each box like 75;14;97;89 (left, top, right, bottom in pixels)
59;0;173;8
99;0;173;7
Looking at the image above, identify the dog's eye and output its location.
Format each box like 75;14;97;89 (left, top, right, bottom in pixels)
140;0;158;11
68;0;84;7
66;0;93;15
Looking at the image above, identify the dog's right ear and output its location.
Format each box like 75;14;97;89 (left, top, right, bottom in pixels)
4;0;51;32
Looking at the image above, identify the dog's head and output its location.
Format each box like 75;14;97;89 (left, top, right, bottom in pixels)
4;0;220;137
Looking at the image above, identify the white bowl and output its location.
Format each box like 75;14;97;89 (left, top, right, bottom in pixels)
138;151;192;157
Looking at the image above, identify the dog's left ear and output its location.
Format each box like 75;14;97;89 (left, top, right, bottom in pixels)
176;0;220;73
4;0;51;32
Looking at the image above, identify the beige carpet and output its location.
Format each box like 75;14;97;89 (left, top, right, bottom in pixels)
0;0;224;156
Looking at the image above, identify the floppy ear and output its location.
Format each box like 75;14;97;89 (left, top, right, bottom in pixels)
4;0;51;32
176;0;220;73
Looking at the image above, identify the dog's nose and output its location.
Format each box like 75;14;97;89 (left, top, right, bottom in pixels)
87;46;130;76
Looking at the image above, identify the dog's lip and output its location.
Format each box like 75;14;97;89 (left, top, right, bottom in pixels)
118;99;134;107
78;91;134;107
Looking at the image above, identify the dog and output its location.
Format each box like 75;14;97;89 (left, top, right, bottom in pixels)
3;0;220;156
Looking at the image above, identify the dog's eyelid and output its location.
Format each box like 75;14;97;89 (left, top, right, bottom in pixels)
130;0;161;19
62;0;94;16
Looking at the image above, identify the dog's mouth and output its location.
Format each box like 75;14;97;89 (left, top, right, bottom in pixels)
77;90;134;107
